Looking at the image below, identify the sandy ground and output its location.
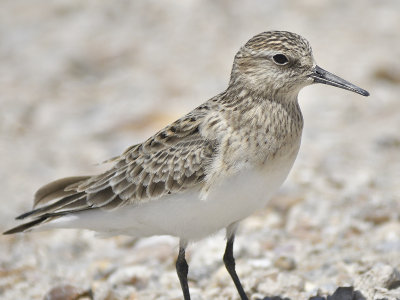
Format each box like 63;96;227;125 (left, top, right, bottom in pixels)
1;1;400;299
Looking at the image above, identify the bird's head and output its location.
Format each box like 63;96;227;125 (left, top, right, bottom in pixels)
229;31;369;100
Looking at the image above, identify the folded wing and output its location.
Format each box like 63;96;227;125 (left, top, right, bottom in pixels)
4;109;217;234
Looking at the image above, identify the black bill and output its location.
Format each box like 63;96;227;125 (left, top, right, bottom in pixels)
311;65;369;97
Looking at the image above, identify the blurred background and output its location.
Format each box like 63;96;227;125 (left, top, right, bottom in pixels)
1;1;399;299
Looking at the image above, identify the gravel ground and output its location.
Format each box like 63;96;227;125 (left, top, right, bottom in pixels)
1;1;400;299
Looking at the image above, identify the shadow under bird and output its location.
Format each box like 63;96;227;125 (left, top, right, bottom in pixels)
4;31;369;300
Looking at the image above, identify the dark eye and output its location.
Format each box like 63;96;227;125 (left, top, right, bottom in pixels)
272;54;289;65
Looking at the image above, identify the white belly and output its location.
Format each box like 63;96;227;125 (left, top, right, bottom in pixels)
49;149;298;240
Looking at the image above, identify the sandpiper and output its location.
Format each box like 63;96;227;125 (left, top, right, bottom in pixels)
4;31;369;300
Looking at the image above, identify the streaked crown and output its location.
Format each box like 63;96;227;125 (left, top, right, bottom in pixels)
243;31;312;57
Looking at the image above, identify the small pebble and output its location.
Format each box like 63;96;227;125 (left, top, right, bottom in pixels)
273;256;296;271
43;284;92;300
327;286;354;300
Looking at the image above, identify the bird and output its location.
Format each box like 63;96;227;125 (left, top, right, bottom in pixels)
4;31;369;300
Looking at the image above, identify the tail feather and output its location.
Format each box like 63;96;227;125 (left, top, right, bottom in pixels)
3;207;96;235
16;192;86;220
4;176;91;235
34;176;90;207
4;168;131;235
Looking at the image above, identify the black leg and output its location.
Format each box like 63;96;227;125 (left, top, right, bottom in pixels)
176;241;191;300
223;234;248;300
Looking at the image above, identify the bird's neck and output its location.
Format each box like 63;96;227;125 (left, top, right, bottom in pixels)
220;86;304;141
222;85;301;116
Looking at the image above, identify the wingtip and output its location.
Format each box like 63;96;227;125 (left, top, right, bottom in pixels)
3;217;47;235
15;211;33;220
3;227;21;235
